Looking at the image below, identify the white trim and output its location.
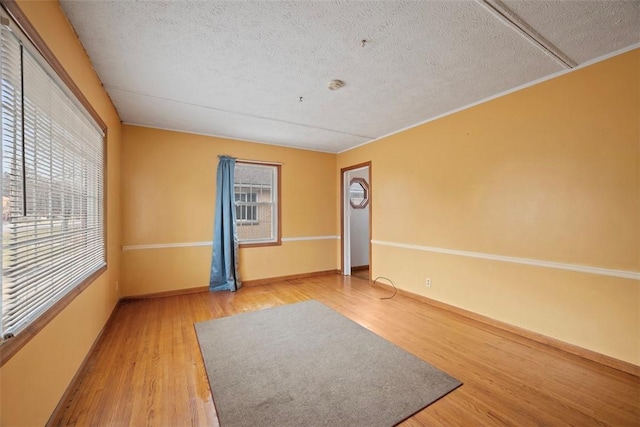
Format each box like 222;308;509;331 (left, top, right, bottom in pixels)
281;235;340;242
372;240;640;281
476;0;576;68
121;122;337;154
339;43;640;154
122;241;213;251
122;236;340;251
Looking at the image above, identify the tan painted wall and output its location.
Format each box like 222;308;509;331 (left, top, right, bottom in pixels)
120;125;337;296
2;7;634;425
0;1;122;425
338;50;640;365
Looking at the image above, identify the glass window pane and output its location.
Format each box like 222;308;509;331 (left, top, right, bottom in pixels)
234;163;278;243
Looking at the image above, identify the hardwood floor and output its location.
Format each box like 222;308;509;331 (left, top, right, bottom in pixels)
351;268;369;281
51;274;640;426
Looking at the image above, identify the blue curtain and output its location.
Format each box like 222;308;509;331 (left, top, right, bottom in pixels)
209;156;242;291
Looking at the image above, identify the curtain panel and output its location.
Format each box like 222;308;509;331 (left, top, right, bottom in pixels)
209;156;241;291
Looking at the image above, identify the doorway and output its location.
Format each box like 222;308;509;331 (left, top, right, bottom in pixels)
341;162;371;280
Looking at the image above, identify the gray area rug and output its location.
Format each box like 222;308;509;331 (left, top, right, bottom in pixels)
195;300;461;427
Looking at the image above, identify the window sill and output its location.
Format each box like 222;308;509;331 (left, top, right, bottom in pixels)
0;265;107;367
239;240;282;248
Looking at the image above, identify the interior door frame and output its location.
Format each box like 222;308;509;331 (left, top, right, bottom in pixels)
340;161;372;280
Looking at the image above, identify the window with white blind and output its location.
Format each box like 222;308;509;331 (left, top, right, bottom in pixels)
234;162;280;245
0;14;105;341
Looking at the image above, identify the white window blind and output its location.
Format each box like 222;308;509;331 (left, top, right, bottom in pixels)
0;19;105;340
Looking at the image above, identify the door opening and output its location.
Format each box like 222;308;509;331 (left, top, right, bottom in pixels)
341;162;371;280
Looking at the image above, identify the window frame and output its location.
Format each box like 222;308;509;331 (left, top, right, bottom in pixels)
349;177;369;209
234;161;281;248
0;2;107;367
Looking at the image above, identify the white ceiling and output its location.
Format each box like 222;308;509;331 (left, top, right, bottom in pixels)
59;0;639;153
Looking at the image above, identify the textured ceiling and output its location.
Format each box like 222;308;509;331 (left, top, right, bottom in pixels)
59;0;640;153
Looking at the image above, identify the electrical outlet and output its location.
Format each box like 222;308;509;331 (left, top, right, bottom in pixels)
115;281;119;291
425;278;431;288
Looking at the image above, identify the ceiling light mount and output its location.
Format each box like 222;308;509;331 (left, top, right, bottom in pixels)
327;80;345;91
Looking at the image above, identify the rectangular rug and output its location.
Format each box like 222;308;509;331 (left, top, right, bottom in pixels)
195;300;461;427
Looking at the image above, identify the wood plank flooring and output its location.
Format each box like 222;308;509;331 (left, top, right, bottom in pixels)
51;274;640;426
351;268;369;281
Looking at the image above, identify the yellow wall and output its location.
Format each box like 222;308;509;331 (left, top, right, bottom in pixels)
121;125;337;296
0;2;635;425
122;51;638;365
338;49;640;365
0;1;121;425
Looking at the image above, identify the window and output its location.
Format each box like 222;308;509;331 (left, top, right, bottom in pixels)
234;162;280;245
234;190;257;223
0;13;105;342
349;177;369;209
